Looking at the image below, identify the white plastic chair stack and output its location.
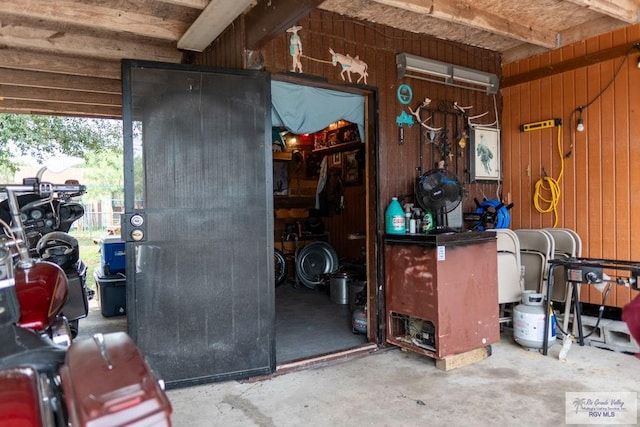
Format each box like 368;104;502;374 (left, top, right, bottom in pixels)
544;228;583;334
514;229;555;295
491;229;524;324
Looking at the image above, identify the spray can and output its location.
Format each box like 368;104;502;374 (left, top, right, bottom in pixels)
385;197;405;234
422;210;434;233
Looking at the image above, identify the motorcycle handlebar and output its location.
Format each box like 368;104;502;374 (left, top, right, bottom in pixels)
0;183;86;197
0;182;86;261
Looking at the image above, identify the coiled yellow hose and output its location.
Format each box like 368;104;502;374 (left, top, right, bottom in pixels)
533;125;564;227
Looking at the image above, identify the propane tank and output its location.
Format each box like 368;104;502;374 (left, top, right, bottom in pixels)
513;291;556;350
352;305;367;334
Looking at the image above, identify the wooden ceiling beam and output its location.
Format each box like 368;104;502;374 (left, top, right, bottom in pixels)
0;0;190;41
0;24;183;63
502;16;629;64
155;0;209;9
0;85;121;107
559;16;630;47
245;0;325;50
0;69;121;94
178;0;255;51
502;40;640;87
564;0;639;23
371;0;558;48
0;48;121;80
0;99;121;118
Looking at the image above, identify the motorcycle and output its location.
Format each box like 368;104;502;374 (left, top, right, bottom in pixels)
0;180;172;426
0;165;91;340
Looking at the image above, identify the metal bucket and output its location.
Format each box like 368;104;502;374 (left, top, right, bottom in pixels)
330;271;357;305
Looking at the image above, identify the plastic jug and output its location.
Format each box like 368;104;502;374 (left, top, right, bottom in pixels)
385;197;405;234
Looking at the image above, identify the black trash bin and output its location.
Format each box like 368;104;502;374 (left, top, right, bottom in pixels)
93;266;126;318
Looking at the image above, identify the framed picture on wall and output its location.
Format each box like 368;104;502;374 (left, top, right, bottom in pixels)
304;152;323;179
332;152;342;165
470;127;501;182
343;149;362;186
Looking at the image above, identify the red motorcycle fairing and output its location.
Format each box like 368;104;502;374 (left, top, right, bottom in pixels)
0;367;44;427
15;260;69;332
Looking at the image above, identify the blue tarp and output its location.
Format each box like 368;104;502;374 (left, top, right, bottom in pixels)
271;80;365;141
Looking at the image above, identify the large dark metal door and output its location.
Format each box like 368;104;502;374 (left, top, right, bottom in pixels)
121;60;274;388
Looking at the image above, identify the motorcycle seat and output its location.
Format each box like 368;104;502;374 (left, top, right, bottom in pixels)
0;324;66;376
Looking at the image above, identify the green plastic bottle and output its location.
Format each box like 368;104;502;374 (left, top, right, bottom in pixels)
422;210;434;233
385;197;405;234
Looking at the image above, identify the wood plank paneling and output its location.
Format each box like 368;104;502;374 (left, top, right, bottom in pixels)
503;24;640;308
194;8;502;274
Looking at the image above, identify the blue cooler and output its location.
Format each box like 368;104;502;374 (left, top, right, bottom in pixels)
94;266;126;318
100;236;125;275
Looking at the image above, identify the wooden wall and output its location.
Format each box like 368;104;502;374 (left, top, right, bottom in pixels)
502;24;640;308
193;9;502;229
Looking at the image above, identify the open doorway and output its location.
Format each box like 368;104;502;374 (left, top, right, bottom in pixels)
272;120;369;362
268;77;378;365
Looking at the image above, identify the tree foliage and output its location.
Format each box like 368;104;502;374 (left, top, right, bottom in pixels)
83;150;124;204
0;114;122;172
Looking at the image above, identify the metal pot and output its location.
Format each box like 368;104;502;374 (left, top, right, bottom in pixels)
329;271;358;305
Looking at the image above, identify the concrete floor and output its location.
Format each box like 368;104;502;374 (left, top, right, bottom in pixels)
167;337;639;426
77;299;639;426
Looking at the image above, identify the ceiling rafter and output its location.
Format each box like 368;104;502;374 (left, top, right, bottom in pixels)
0;85;121;107
0;0;189;41
0;99;121;118
0;69;120;94
155;0;209;9
0;24;183;63
502;15;629;63
0;49;121;80
178;0;255;51
370;0;559;48
244;0;324;50
564;0;639;23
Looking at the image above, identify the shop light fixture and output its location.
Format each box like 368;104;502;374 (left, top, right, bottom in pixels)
396;53;499;95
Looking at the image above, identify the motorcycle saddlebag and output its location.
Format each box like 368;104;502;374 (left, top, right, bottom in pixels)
62;265;88;321
59;332;172;426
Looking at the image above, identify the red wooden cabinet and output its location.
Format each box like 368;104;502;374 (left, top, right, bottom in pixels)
384;232;500;359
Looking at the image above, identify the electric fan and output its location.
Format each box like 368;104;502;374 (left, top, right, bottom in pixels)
415;168;464;231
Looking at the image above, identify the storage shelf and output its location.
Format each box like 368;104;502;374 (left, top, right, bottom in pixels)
312;141;361;156
273;152;292;161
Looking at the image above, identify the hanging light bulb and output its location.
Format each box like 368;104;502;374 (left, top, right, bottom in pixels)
576;107;585;132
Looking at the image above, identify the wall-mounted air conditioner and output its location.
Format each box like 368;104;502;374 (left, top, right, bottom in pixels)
396;53;499;95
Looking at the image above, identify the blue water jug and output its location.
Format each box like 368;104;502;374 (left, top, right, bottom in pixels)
385;197;405;234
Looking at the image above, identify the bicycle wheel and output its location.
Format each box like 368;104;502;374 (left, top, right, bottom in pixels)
274;248;288;287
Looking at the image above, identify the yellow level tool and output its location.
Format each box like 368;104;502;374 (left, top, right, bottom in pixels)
519;118;561;132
